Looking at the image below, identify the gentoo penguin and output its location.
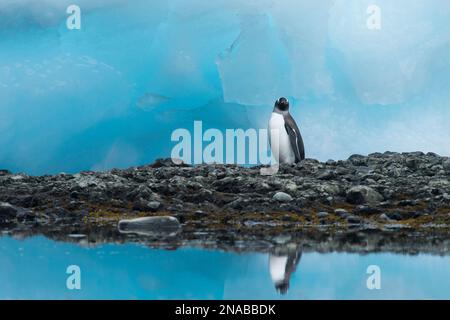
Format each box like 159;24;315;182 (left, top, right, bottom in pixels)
269;245;302;295
268;97;305;164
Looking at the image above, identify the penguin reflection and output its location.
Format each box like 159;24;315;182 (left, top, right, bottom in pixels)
269;244;302;295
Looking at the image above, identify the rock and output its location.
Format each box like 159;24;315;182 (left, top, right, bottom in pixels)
10;175;24;181
346;215;362;224
68;234;87;238
148;201;161;210
284;183;297;192
428;179;449;187
273;192;293;202
0;202;18;218
334;209;349;218
354;205;381;215
324;184;341;196
227;197;244;210
346;186;383;205
0;169;11;176
443;158;450;171
118;216;181;236
272;235;292;244
195;210;207;217
384;223;406;230
0;202;33;223
74;174;105;189
336;167;351;175
398;199;417;206
317;170;336;180
70;191;79;199
151;158;187;168
427;152;440;157
379;213;392;221
317;212;329;218
407;151;425;157
405;157;419;170
348;154;367;166
133;198;150;211
386;212;403;221
133;198;161;211
0;152;449;238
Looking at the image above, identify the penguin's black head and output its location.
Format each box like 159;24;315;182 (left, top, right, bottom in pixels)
275;97;289;111
275;281;290;295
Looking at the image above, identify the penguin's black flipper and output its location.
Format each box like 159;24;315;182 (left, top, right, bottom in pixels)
284;113;305;162
285;249;302;275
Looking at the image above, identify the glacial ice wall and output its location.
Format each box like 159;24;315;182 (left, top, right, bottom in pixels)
0;0;449;174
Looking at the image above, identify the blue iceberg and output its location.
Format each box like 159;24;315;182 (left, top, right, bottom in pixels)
0;0;449;174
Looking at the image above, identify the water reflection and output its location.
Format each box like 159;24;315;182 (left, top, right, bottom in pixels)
269;244;302;295
117;217;181;237
2;235;450;299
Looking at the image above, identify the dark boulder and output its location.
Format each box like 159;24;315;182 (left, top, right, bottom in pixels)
346;186;383;205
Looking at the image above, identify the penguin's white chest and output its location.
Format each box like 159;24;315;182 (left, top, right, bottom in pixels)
269;255;288;283
268;113;295;164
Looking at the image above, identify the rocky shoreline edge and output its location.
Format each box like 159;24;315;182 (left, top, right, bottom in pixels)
1;151;449;254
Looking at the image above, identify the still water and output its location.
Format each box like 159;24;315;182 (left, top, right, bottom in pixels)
1;236;449;300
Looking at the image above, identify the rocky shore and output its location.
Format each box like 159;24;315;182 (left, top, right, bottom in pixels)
1;151;449;253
